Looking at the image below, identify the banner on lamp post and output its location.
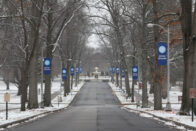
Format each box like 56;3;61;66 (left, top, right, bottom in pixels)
116;67;120;75
76;67;79;74
121;69;125;78
112;67;115;74
43;58;51;75
157;42;167;66
70;66;74;76
80;67;82;74
132;66;138;80
62;68;67;80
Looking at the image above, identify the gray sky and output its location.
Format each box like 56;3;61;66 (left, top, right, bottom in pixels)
85;0;104;49
87;34;100;48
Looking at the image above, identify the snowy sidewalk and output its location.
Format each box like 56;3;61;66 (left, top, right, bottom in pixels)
109;82;196;131
0;82;85;130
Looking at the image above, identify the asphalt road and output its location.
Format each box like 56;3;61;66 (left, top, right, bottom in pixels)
9;81;177;131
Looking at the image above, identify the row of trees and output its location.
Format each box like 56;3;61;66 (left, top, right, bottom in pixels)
93;0;194;114
0;0;91;111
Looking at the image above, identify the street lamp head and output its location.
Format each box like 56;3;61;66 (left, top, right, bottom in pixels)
147;23;154;28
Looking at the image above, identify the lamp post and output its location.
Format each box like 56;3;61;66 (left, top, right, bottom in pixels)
40;46;44;108
147;23;171;110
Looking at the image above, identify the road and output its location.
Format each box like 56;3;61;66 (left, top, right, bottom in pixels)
9;81;177;131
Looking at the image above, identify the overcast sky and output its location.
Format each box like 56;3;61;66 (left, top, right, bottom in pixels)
85;0;105;49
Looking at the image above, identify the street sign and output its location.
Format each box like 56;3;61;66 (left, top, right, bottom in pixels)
121;69;125;78
76;67;79;74
132;66;138;80
157;42;167;66
62;68;67;80
4;93;10;102
190;88;196;98
43;58;51;75
70;66;74;76
116;67;120;75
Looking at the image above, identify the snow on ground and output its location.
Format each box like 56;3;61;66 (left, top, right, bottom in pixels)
0;80;84;128
0;79;71;110
109;81;196;130
80;76;111;80
108;82;135;104
0;81;20;110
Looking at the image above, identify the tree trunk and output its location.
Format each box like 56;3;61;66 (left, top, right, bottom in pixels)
162;78;167;99
44;74;52;106
21;69;28;111
180;0;192;115
116;29;131;96
116;73;119;87
71;75;74;90
17;85;21;96
141;3;148;108
28;0;44;109
6;81;9;90
191;2;196;114
142;54;148;107
119;63;122;89
131;56;136;102
65;62;71;94
44;2;53;106
153;0;162;110
29;50;38;109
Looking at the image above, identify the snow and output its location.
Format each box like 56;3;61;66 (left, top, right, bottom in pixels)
80;76;111;80
0;79;84;128
109;81;196;130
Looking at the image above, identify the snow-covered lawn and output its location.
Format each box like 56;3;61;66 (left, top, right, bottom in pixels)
0;79;74;110
0;80;84;128
109;82;196;130
0;81;20;110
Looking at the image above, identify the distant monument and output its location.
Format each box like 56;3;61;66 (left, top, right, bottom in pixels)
92;67;101;78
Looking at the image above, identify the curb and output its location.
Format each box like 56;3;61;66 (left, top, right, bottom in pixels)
0;82;85;130
108;84;122;105
123;107;196;131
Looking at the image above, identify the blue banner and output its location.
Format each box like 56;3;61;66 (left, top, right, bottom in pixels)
62;68;67;80
76;67;79;74
157;42;167;66
116;67;120;75
43;58;51;75
70;66;74;76
80;68;82;73
132;66;138;80
121;69;125;78
112;68;115;74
